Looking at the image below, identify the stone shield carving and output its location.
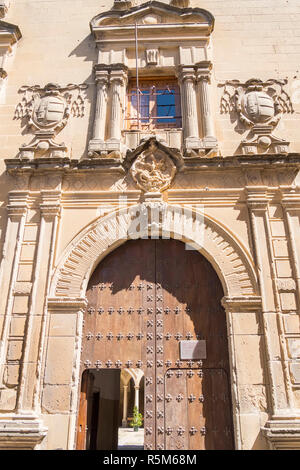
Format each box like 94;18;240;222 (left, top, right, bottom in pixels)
240;90;275;126
32;93;66;131
220;78;294;155
14;82;88;159
130;141;176;193
15;82;88;134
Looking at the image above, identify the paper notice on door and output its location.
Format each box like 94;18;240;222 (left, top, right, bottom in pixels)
180;340;207;360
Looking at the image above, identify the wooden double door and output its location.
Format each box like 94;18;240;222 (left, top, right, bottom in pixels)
77;239;234;450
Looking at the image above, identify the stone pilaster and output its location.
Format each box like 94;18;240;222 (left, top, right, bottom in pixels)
280;189;300;314
0;190;29;408
246;187;294;419
196;63;218;150
88;67;109;154
107;65;128;151
222;296;264;450
178;66;201;150
43;297;87;450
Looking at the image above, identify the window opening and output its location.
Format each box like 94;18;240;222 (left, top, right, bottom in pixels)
127;23;182;131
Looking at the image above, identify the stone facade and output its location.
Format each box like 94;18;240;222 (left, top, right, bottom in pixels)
0;0;300;450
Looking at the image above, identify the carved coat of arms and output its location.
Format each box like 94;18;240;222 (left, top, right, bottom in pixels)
14;82;88;159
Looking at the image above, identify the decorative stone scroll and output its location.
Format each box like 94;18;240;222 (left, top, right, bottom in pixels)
14;82;88;159
220;78;293;155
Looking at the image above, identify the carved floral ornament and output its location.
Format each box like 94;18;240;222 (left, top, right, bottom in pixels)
130;142;176;193
219;78;294;155
127;138;183;193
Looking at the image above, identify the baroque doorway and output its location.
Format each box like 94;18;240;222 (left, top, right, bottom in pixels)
76;239;234;450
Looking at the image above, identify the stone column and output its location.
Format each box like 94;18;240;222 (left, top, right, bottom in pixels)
196;63;218;149
134;386;139;412
122;384;129;427
88;67;109;154
107;65;128;151
178;66;201;150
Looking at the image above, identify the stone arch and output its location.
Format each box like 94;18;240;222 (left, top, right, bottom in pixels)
50;203;259;299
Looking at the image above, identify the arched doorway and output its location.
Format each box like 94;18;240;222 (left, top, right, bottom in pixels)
76;238;234;450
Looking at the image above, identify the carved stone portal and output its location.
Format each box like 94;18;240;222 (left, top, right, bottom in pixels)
130;140;177;193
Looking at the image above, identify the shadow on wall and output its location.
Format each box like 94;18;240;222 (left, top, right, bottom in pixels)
69;34;99;159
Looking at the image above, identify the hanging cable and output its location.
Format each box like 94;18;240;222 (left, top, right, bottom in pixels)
135;22;141;130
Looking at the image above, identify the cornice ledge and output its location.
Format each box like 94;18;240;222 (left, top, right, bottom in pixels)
181;153;300;172
5;157;125;175
5;152;300;176
0;19;22;44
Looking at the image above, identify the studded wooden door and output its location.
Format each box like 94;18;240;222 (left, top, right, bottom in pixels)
77;239;234;450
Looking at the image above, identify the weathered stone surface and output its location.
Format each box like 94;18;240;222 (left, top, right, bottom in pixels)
42;385;72;413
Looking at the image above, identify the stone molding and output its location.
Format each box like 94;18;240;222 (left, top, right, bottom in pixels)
50;203;258;299
0;416;47;450
262;420;300;450
0;19;21;47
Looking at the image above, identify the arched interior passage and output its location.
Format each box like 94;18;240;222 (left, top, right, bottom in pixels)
76;238;235;450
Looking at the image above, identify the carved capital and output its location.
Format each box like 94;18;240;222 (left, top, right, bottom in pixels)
94;67;110;85
280;189;300;210
7;191;29;219
109;65;128;86
245;187;268;210
47;297;88;313
40;190;61;219
221;296;262;312
195;61;212;83
177;66;196;84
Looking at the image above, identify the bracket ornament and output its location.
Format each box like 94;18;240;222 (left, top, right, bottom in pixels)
14;82;88;159
220;78;293;155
